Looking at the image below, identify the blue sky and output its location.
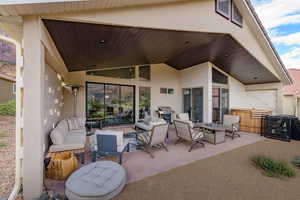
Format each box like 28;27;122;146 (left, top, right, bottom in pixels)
251;0;300;68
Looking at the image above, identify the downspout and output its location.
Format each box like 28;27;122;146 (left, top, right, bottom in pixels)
0;35;23;200
8;41;23;200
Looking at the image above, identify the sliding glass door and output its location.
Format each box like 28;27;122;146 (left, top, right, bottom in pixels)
183;88;203;122
212;87;229;123
86;82;135;126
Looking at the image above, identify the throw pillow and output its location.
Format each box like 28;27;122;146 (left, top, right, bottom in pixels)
50;129;65;145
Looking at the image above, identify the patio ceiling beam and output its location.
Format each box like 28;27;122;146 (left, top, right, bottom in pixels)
43;19;280;85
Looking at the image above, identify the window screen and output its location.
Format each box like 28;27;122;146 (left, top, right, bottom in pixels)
212;68;228;84
231;2;243;26
216;0;231;18
139;65;151;81
87;67;135;79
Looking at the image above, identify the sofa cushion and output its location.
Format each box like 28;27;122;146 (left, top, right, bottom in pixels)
177;113;190;121
67;118;81;130
76;117;86;129
50;129;65;145
56;120;69;133
49;135;86;152
69;129;86;137
49;143;85;152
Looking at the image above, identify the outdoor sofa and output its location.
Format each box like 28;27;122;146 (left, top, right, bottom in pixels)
49;117;87;155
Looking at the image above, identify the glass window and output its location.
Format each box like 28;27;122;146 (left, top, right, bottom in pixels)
216;0;231;19
139;87;151;119
212;68;228;84
167;88;174;94
13;83;16;94
86;83;135;125
139;65;151;81
231;2;243;26
87;83;105;119
87;67;135;79
160;88;168;94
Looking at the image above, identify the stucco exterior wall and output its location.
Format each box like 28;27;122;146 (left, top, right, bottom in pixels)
0;78;15;103
43;63;64;150
49;0;281;81
229;76;279;114
282;95;296;116
180;62;212;122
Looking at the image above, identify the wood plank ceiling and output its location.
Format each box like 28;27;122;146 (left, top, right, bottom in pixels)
43;19;280;85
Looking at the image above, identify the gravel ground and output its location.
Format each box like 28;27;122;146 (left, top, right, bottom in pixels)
0;116;17;199
114;139;300;200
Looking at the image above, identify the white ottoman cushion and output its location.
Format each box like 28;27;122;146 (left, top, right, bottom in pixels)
65;161;126;200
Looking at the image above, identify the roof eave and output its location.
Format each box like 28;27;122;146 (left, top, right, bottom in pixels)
244;0;293;85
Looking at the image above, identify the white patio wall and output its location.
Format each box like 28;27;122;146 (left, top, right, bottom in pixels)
43;63;64;151
229;73;281;114
282;95;296;116
180;62;212;122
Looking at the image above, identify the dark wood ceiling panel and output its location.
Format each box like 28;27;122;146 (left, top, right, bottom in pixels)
43;19;279;84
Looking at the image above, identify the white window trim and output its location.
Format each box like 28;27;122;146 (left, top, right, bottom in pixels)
13;83;16;94
216;0;231;19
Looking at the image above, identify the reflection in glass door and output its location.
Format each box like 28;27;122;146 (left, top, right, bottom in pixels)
86;82;135;126
183;88;203;122
212;87;229;123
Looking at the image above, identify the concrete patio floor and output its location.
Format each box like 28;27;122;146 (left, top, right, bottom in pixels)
45;125;264;195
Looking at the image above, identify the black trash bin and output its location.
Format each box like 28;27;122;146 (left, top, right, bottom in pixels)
262;115;300;142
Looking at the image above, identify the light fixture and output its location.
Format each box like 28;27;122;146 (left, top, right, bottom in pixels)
99;40;106;45
64;84;84;117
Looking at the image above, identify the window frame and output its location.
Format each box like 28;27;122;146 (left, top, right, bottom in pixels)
215;0;231;19
231;1;243;27
12;83;16;95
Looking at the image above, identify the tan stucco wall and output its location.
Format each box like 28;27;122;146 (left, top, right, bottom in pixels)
0;78;15;103
282;95;296;116
43;63;64;150
47;0;282;81
180;62;212;122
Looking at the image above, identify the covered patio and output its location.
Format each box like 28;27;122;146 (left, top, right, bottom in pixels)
0;1;291;198
30;17;284;199
45;125;264;195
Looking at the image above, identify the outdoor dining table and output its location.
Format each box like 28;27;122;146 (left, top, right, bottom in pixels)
194;122;226;145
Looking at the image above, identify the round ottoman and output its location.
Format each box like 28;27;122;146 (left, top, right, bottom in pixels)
65;161;126;200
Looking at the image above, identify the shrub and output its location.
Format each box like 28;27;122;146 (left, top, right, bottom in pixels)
292;156;300;168
252;155;296;178
0;142;7;149
0;100;16;116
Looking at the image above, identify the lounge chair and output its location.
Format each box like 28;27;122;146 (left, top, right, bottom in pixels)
137;123;169;158
176;113;194;128
223;114;240;139
92;130;130;164
173;119;205;152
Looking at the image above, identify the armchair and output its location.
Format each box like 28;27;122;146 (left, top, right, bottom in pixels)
173;119;205;152
223;114;240;139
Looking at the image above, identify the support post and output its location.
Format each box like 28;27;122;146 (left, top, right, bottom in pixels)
22;16;45;200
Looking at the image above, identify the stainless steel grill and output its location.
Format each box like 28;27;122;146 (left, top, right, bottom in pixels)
156;106;175;123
